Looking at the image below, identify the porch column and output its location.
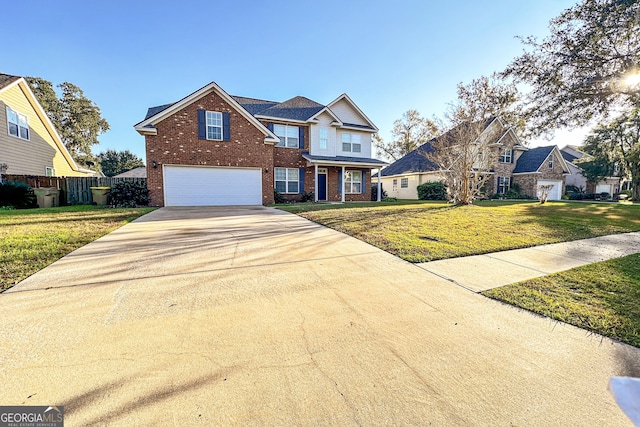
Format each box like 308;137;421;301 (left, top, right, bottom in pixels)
377;169;381;202
314;164;318;202
341;166;345;203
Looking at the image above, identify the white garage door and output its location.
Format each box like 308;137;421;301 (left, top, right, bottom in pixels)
537;180;562;201
163;165;262;206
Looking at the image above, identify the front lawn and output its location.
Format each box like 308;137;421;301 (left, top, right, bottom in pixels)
285;201;640;262
484;253;640;348
0;205;154;291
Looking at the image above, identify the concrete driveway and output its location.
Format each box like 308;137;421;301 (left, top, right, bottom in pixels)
1;207;637;426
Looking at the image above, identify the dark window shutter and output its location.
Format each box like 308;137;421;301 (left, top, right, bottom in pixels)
361;169;367;194
299;168;305;194
267;123;274;132
222;112;230;141
338;170;342;194
197;109;206;140
299;127;305;149
510;149;514;163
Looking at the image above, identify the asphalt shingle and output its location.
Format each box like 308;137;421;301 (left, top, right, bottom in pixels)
0;73;21;91
513;146;555;173
380;141;438;176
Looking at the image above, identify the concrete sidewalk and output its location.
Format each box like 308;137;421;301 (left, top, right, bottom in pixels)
418;232;640;292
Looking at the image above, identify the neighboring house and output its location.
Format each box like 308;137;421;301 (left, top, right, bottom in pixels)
134;81;387;206
560;145;621;195
379;117;571;201
113;166;146;178
0;73;94;177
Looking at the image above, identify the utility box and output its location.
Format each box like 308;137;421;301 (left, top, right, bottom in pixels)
90;186;111;205
34;187;60;208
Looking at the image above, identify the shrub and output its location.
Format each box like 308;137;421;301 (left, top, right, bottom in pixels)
274;190;286;204
371;183;387;201
300;191;315;202
110;181;149;207
0;181;37;209
383;197;398;202
417;182;447;200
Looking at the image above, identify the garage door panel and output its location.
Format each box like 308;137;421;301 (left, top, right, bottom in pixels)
537;180;562;201
164;166;262;206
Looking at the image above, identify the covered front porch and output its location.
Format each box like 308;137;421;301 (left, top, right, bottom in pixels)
302;153;387;203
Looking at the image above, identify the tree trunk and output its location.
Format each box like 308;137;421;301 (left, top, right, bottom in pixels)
632;166;640;202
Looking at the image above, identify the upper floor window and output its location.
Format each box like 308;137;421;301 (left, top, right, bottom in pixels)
319;128;328;150
401;177;409;188
344;170;362;193
499;149;512;163
45;167;55;177
275;167;299;193
206;111;223;140
341;133;361;153
6;107;29;140
548;156;554;169
274;124;299;148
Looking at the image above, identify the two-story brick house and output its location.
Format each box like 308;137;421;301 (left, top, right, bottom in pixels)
134;81;387;206
379;117;570;200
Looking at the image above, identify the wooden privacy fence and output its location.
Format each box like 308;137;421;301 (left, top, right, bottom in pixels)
1;175;146;205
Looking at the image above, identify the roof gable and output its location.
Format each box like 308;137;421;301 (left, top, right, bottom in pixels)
513;145;569;173
0;75;82;173
135;81;280;143
326;94;378;131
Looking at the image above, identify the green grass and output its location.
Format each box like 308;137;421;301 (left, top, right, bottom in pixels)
284;201;640;262
484;254;640;347
273;199;433;214
0;205;154;291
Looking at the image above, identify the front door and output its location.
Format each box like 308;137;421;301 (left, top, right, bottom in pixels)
318;169;327;201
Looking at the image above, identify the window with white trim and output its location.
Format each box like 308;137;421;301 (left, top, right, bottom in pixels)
319;128;328;150
499;149;512;163
6;107;29;140
497;176;510;194
275;167;299;193
548;156;554;169
341;133;361;153
45;167;55;177
206;111;223;140
401;177;408;188
344;170;362;193
274;124;299;148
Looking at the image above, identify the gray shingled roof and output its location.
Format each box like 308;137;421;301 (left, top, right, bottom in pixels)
0;73;21;90
302;153;387;166
144;94;326;123
343;122;376;131
513;146;555;173
144;103;174;120
560;150;579;163
113;166;147;178
256;96;325;121
231;96;278;115
380;141;438;176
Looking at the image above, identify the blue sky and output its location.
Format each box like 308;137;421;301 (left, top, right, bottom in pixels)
3;0;584;161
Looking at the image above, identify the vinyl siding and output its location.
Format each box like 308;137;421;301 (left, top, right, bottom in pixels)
337;129;372;158
380;172;443;199
0;82;83;176
309;112;337;156
330;98;369;126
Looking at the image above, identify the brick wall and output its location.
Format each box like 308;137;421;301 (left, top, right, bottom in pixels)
145;92;274;206
513;151;566;198
268;124;311;202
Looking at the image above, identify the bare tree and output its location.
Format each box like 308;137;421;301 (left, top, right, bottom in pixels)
422;75;521;205
537;184;555;204
374;110;439;161
424;119;498;205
